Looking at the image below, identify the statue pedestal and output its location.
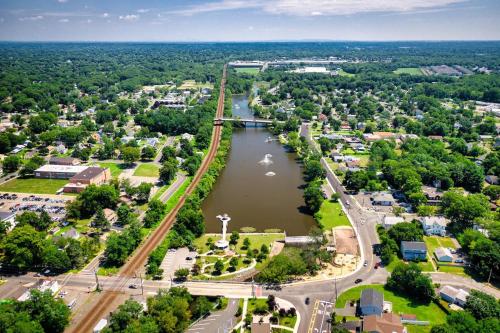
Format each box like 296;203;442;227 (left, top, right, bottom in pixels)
215;239;229;249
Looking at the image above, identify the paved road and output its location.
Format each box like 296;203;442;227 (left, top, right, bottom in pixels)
187;298;239;333
158;173;187;203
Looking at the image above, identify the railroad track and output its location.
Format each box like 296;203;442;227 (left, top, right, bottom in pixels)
68;65;228;333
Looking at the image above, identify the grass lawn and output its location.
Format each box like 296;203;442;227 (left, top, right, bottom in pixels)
318;200;351;229
99;162;127;178
133;164;160;177
0;178;68;194
394;67;423;75
335;285;447;326
235;67;260;75
194;233;285;255
164;177;191;212
437;265;468;276
385;258;434;272
338;69;355;77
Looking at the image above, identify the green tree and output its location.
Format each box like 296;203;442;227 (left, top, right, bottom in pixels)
159;158;178;184
386;262;435;303
229;231;239;245
141;146;156;160
2;155;21;173
92;207;110;232
116;204;133;226
22;289;71;333
121;146;141;165
174;268;190;281
214;259;224;273
464;290;500;320
303;180;324;213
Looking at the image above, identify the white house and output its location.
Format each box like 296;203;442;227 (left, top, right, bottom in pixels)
434;247;453;262
0;211;16;232
383;216;405;229
420;216;449;236
440;285;469;307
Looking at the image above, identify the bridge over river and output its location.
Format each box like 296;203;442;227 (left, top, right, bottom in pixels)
214;117;284;126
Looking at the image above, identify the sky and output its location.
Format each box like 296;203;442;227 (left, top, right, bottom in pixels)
0;0;499;41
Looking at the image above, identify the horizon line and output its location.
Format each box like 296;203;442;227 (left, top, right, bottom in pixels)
0;39;500;43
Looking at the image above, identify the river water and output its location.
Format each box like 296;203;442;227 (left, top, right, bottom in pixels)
201;95;316;236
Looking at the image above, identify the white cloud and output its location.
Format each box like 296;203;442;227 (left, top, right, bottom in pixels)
137;9;150;13
119;14;140;21
86;19;92;23
101;13;109;18
58;18;69;23
57;0;68;3
172;0;467;16
19;15;44;21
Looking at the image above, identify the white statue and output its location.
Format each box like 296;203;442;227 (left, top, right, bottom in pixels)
215;214;231;249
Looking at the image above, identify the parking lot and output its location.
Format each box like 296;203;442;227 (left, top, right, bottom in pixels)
0;192;73;221
160;247;197;279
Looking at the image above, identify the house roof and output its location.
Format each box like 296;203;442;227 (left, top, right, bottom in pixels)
372;192;395;202
70;167;106;181
363;313;405;333
401;241;427;252
421;216;449;228
49;157;79;165
360;289;384;309
0;211;15;221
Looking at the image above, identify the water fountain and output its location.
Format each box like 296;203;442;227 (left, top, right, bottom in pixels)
258;153;273;165
215;214;231;249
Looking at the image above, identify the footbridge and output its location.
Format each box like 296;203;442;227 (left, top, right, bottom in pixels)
214;117;284;126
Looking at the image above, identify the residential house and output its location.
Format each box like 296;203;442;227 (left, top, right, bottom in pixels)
485;175;499;185
145;138;159;148
49;157;80;166
62;227;80;240
362;313;407;333
420;216;449;236
55;144;67;154
401;241;427;261
360;289;384;316
371;192;395;206
383;216;405;229
434;247;453;262
421;186;444;206
181;133;194;142
103;208;118;225
440;285;469;307
0;211;16;232
331;151;344;162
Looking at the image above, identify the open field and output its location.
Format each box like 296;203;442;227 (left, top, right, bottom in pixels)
394;67;423;75
385;258;435;272
335;284;447;327
179;80;214;90
98;162;127;178
235;67;260;74
337;69;355;77
133;164;160;177
0;178;68;194
318;200;351;229
193;233;285;255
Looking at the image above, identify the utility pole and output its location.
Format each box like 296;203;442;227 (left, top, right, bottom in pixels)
140;273;144;296
94;268;101;292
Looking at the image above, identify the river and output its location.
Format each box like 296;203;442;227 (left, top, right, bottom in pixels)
201;95;316;236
